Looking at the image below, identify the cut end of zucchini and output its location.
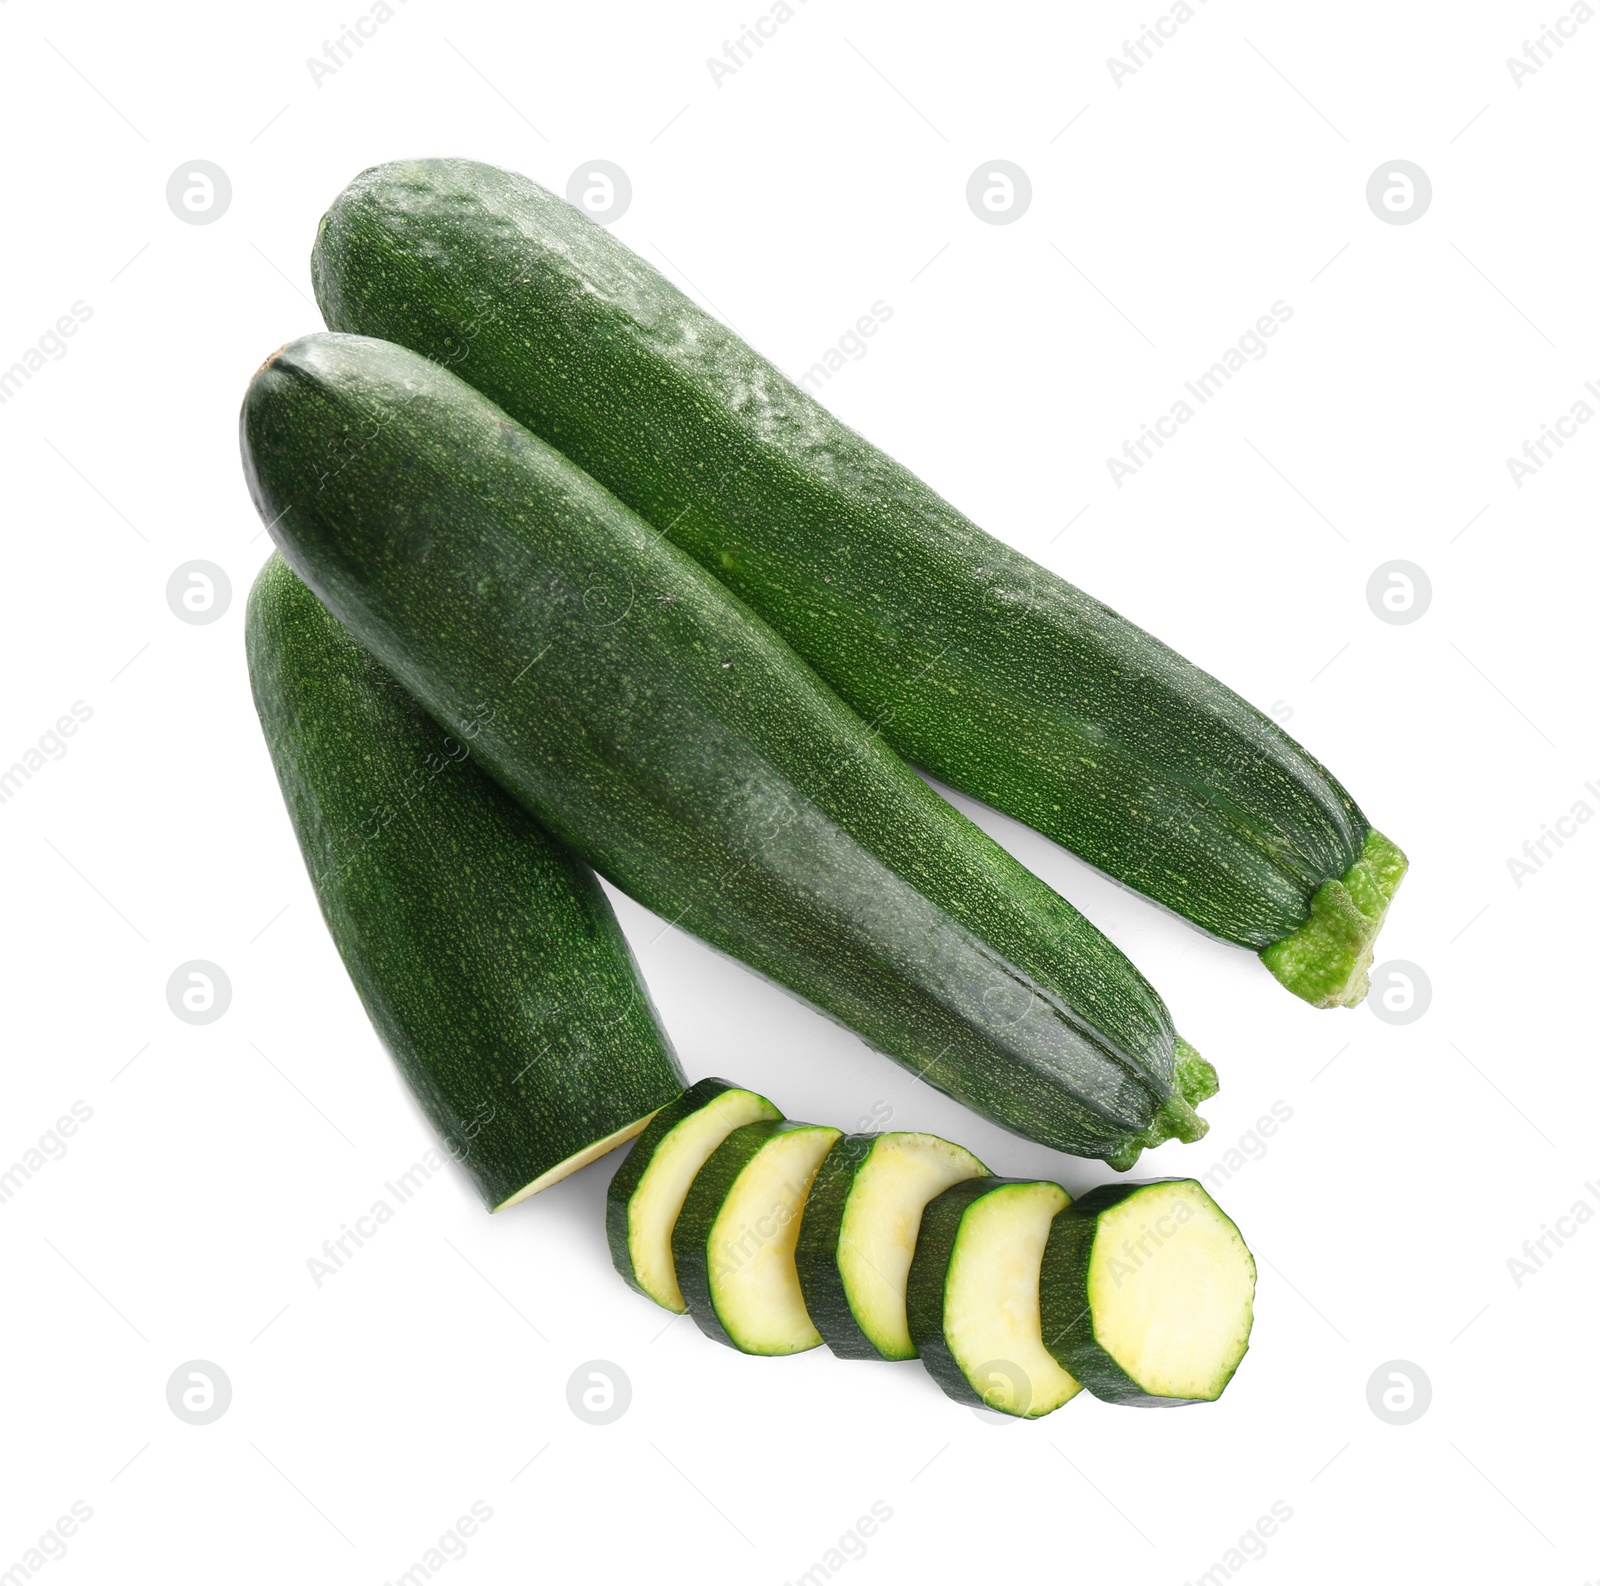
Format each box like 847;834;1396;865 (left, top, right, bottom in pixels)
1101;1039;1218;1173
1042;1179;1255;1406
1260;829;1409;1009
495;1110;661;1211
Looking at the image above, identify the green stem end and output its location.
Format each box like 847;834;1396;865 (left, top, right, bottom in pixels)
1260;829;1409;1010
1103;1038;1219;1172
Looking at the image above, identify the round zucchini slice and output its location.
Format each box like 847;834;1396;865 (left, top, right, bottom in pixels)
906;1177;1084;1418
796;1131;987;1360
1039;1178;1256;1406
673;1121;842;1355
606;1078;782;1312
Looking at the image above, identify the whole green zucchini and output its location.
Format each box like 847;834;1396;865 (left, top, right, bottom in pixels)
311;158;1406;1009
246;552;685;1209
240;333;1216;1166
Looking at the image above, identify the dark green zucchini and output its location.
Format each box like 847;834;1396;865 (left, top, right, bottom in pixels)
245;553;685;1209
794;1131;986;1360
312;157;1406;1008
240;332;1216;1166
905;1177;1083;1418
671;1120;842;1355
607;1077;782;1310
1039;1179;1255;1405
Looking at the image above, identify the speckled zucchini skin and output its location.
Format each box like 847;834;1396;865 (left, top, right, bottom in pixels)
240;334;1210;1164
792;1133;882;1360
310;158;1390;975
245;553;684;1210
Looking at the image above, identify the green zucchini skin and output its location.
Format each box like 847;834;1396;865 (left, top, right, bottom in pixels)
904;1177;1007;1409
245;553;685;1211
310;158;1405;1003
792;1133;881;1359
241;332;1212;1165
1038;1179;1255;1405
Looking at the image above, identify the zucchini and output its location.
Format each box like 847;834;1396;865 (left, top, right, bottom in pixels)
795;1131;987;1360
905;1177;1084;1418
606;1077;782;1311
240;332;1216;1167
312;158;1406;1008
671;1120;842;1355
245;553;685;1210
1039;1179;1255;1405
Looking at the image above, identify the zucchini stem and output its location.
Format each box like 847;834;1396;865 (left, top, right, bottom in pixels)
1259;830;1408;1009
1102;1038;1219;1172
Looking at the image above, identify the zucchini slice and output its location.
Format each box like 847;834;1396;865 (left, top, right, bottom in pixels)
796;1132;987;1360
906;1178;1084;1418
673;1121;842;1355
1040;1179;1255;1406
606;1078;782;1311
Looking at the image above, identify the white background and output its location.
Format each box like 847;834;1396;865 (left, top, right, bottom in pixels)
1;1;1595;1582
